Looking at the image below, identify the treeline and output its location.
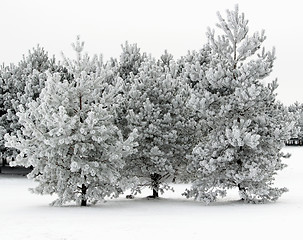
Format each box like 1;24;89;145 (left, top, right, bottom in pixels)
1;5;298;206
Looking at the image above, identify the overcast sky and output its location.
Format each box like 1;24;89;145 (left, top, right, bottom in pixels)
1;0;302;105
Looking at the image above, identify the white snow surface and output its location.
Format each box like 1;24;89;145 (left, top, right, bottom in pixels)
1;147;302;240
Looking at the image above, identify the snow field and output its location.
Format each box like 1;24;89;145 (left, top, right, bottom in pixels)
0;147;302;240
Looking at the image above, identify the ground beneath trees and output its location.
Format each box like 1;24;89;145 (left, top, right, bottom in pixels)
0;147;302;240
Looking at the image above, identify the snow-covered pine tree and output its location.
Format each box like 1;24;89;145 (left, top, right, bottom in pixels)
0;46;61;165
288;102;303;143
184;5;297;203
122;53;200;198
5;38;138;206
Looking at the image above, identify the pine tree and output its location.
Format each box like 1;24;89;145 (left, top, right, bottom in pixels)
122;54;199;198
5;38;138;206
184;5;297;203
0;46;60;165
288;102;303;143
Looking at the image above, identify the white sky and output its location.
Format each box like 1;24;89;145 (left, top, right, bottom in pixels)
1;0;302;105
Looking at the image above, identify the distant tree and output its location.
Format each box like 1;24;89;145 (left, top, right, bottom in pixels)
288;102;303;141
184;5;297;203
5;38;138;206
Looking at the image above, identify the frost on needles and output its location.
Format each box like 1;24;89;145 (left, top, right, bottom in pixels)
0;46;65;164
183;5;297;204
5;38;138;206
120;53;201;198
3;6;298;206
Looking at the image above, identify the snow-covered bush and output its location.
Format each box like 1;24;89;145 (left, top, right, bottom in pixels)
5;38;138;206
184;5;297;203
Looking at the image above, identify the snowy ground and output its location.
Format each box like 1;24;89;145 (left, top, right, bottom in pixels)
1;147;302;240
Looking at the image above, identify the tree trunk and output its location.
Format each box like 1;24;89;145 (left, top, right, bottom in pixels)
150;173;161;198
2;158;7;167
81;184;87;206
79;95;84;123
152;188;159;198
238;183;247;201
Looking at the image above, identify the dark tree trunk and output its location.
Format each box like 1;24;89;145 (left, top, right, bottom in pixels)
238;183;247;201
152;188;159;198
81;184;87;206
2;158;7;167
79;95;84;123
150;173;161;198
